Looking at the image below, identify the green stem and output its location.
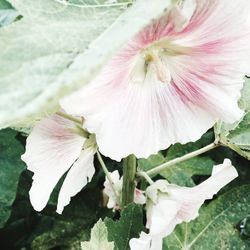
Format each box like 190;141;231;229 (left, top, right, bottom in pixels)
96;151;120;203
146;142;219;176
57;111;82;125
121;155;136;208
136;171;154;185
57;111;90;138
54;0;133;8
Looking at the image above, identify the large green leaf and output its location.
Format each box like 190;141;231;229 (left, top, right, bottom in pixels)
105;204;144;250
0;129;25;228
216;79;250;160
164;185;250;250
138;133;214;186
0;0;12;9
0;0;171;128
81;219;114;250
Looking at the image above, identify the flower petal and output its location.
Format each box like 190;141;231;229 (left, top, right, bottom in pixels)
172;159;238;222
129;232;163;250
56;146;96;214
61;67;218;161
129;232;152;250
103;170;146;209
21;115;85;211
103;170;122;209
146;196;181;237
134;189;146;205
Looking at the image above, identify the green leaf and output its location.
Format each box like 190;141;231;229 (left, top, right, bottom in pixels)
105;204;144;250
81;219;114;250
0;9;18;27
0;0;171;128
31;188;103;250
138;132;214;186
0;0;18;27
0;129;25;228
164;185;250;250
239;78;250;111
0;0;12;9
216;78;250;160
138;152;166;172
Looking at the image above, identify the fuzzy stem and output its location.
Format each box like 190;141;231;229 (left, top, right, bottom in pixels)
121;155;136;208
136;171;154;185
97;151;120;203
54;0;133;8
57;111;82;125
146;142;219;176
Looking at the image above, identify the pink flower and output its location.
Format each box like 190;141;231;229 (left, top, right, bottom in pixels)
103;170;146;209
21;114;97;214
61;0;250;161
140;159;238;249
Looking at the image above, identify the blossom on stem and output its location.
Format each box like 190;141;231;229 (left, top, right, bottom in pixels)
61;0;250;161
103;170;146;209
129;159;238;250
21;114;97;214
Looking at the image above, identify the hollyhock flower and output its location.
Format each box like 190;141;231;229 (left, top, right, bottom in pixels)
61;0;250;161
21;114;97;214
139;159;238;249
103;170;146;209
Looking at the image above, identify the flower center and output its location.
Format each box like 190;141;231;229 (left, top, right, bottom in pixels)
143;48;171;83
129;41;190;85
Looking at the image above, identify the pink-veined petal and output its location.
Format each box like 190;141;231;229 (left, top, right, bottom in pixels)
21;115;85;211
56;146;96;214
61;69;218;161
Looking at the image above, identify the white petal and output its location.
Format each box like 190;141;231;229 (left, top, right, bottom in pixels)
21;115;85;211
129;232;152;250
134;189;146;205
170;0;196;32
61;63;218;161
129;232;163;250
103;170;122;209
168;159;238;222
103;170;146;209
56;146;96;214
147;196;181;237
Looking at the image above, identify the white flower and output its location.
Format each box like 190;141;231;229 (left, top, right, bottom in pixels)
103;170;146;209
61;0;250;161
130;159;238;250
21;114;97;214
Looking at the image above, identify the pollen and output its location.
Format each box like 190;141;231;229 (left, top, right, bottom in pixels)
142;47;171;84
